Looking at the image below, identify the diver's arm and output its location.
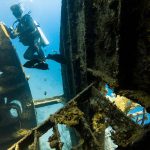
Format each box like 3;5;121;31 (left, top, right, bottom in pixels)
9;14;35;38
13;14;36;37
2;24;18;39
8;27;19;39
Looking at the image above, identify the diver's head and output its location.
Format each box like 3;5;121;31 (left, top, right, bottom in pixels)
10;3;23;19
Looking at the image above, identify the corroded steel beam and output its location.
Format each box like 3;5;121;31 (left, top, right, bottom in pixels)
8;83;94;149
8;83;143;149
33;95;63;108
90;86;143;147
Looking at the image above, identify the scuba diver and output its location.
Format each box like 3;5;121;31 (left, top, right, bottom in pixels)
8;3;66;70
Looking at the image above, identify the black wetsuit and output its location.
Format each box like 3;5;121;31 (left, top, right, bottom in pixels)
11;14;45;61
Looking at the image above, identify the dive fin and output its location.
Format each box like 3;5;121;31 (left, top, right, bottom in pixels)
23;59;49;70
23;60;38;68
33;62;49;70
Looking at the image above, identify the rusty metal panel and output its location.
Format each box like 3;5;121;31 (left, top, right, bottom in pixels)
0;23;37;150
84;0;150;110
60;0;87;100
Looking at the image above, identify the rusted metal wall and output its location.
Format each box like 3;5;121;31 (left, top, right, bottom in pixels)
60;0;87;100
0;23;37;150
60;0;150;111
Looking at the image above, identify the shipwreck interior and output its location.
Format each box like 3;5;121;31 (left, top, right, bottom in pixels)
0;0;150;150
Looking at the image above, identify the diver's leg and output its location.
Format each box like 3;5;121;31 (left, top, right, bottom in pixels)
23;46;41;68
23;46;36;60
24;46;44;61
36;46;46;61
33;37;46;61
23;40;48;69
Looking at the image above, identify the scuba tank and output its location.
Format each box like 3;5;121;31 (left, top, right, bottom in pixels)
27;11;49;47
33;20;50;47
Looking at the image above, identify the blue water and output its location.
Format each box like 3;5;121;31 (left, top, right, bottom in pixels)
128;106;150;125
0;0;69;149
106;85;150;125
0;0;63;99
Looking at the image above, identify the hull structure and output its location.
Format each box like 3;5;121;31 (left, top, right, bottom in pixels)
0;23;37;150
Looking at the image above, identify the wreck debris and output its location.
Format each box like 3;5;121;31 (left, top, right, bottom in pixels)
33;130;39;150
48;124;64;150
90;86;144;147
12;129;30;138
8;117;55;150
8;84;91;149
109;95;139;114
118;90;150;113
87;68;118;88
8;83;94;149
80;117;103;149
141;108;146;126
53;101;84;126
8;83;147;149
92;113;106;133
33;95;64;108
71;140;84;150
58;0;150;148
60;0;150;113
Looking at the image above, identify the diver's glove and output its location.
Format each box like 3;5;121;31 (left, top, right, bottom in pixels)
9;26;13;32
8;27;19;38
